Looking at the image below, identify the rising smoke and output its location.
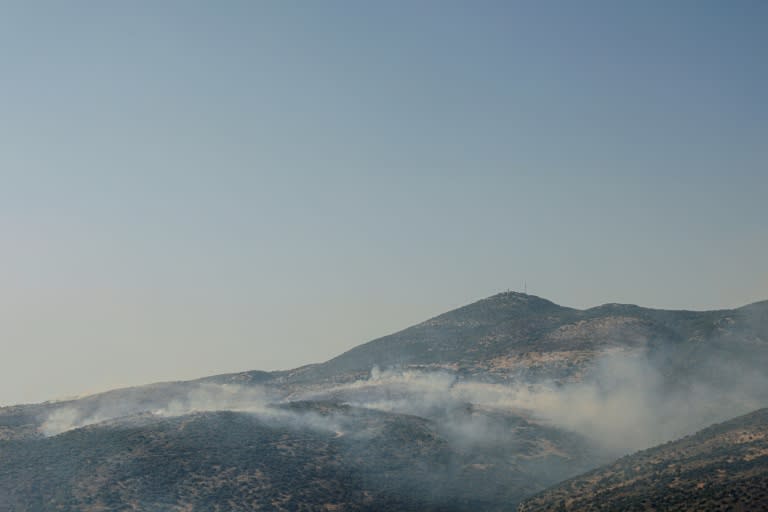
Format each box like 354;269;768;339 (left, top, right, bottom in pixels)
292;348;768;454
40;383;341;437
40;346;768;458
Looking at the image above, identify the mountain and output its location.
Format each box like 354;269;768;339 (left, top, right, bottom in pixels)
278;293;768;384
1;292;767;510
517;408;768;512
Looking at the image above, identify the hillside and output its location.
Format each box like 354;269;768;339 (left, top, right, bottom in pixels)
277;293;768;383
4;294;766;444
0;293;766;511
0;402;599;511
517;408;768;512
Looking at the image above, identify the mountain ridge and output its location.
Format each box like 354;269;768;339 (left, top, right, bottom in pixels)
3;292;767;417
3;292;767;410
1;292;766;511
274;292;768;388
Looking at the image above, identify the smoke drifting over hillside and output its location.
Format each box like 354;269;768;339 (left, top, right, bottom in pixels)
41;346;768;458
297;349;768;454
40;384;343;437
15;297;768;511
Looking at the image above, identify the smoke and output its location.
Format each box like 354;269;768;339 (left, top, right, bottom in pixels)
293;349;768;455
39;383;342;437
40;342;768;459
536;352;767;452
32;343;768;512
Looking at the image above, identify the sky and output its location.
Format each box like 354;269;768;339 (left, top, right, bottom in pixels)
1;1;766;406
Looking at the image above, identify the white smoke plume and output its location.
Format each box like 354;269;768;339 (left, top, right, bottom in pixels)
39;383;342;437
39;348;768;458
295;350;768;455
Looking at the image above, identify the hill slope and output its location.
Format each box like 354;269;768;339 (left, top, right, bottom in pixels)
277;293;768;388
0;402;599;511
518;408;768;512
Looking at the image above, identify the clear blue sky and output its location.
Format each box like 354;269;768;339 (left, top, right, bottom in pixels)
1;1;766;405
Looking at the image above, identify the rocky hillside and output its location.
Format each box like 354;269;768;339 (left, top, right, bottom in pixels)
278;292;768;389
0;402;599;511
518;408;768;512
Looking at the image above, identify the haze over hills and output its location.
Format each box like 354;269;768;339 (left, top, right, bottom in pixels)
1;292;767;510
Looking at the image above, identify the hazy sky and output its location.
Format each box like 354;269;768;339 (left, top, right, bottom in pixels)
1;2;766;406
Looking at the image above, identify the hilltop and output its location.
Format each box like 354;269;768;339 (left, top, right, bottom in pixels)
269;293;768;395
